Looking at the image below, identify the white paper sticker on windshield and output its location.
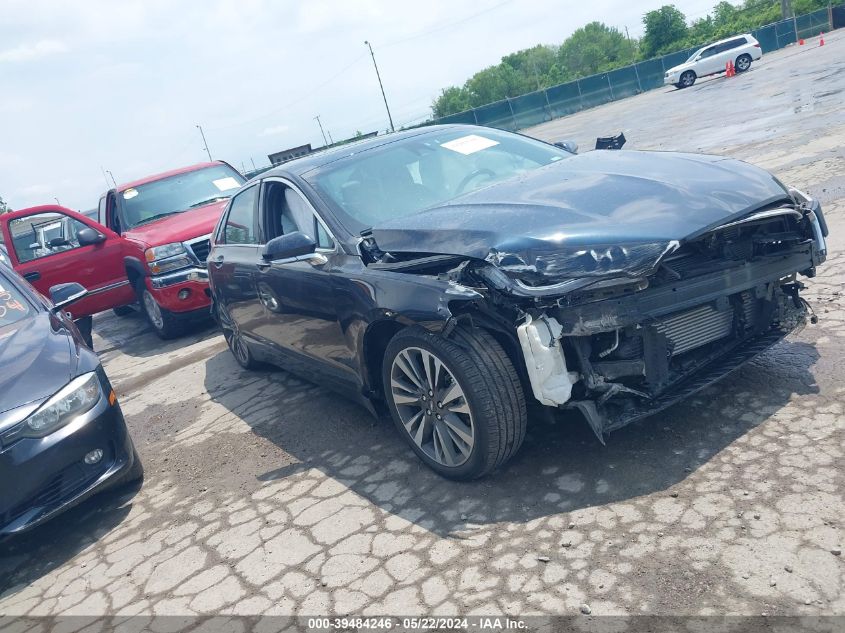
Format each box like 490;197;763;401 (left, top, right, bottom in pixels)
441;134;500;155
123;188;139;200
213;177;240;192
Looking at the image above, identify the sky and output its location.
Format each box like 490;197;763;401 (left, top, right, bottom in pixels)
0;0;720;211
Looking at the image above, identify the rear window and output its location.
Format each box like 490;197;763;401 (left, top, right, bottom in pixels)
0;278;32;328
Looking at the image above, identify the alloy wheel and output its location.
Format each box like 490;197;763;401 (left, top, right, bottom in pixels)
736;56;751;71
390;346;475;468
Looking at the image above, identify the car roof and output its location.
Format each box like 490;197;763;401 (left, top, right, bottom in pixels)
115;161;226;192
254;124;467;181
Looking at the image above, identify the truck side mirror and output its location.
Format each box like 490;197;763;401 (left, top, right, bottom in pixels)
77;227;106;246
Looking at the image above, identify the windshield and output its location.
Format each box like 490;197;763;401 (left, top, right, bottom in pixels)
119;164;245;229
306;128;572;230
0;275;33;329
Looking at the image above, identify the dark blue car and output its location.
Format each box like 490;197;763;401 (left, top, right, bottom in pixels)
0;265;142;537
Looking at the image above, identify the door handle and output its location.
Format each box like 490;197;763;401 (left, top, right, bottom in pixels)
23;271;41;282
211;255;225;269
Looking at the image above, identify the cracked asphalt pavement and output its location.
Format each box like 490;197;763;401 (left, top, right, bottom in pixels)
1;32;843;619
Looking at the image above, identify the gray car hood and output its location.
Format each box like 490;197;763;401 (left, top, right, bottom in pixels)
370;151;791;271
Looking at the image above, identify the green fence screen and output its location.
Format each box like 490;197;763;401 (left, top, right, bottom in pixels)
429;6;836;132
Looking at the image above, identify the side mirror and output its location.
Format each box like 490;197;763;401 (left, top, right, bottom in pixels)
49;282;88;311
262;232;317;261
554;140;578;154
77;227;106;246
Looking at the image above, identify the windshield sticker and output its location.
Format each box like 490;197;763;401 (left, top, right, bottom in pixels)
212;177;240;192
441;134;500;155
123;188;139;200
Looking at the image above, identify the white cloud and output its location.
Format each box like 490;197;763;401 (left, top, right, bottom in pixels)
0;39;67;63
259;124;291;137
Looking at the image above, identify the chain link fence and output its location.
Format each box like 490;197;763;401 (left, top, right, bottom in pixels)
432;6;837;132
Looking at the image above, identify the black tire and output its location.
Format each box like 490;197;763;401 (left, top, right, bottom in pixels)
138;284;185;340
679;70;696;88
735;54;752;73
382;326;527;480
112;305;135;317
217;304;260;370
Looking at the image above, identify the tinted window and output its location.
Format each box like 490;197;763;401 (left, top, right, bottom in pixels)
9;212;89;263
224;186;259;245
119;164;245;230
0;276;32;328
699;46;718;59
263;182;334;249
307;128;570;231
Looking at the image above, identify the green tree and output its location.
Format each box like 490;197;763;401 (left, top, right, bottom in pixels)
431;86;473;118
0;196;9;214
641;5;688;57
558;22;637;77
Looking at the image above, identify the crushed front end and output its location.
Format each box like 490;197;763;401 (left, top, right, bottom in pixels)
476;193;827;439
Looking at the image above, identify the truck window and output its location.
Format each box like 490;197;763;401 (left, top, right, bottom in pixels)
9;212;89;264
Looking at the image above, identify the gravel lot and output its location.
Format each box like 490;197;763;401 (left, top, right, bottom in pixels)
1;31;843;620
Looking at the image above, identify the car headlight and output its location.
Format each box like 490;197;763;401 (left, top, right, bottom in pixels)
23;372;101;437
530;241;679;279
145;242;192;275
145;242;187;262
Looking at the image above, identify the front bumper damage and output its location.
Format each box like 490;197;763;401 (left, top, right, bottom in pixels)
362;191;827;442
510;200;826;440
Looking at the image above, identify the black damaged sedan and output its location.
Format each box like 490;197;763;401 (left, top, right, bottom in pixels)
0;266;142;537
208;124;828;479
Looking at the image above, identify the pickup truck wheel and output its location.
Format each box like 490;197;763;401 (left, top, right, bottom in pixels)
382;327;527;480
139;287;185;339
679;70;696;88
735;54;752;72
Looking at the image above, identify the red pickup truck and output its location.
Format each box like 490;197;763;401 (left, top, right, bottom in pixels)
0;161;245;339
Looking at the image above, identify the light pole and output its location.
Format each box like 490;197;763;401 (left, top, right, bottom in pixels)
314;115;329;147
196;125;212;161
364;40;395;133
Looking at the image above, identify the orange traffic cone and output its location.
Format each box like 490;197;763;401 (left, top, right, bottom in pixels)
819;32;825;46
799;38;805;45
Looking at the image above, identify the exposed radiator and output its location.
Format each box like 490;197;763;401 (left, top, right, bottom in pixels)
656;303;734;356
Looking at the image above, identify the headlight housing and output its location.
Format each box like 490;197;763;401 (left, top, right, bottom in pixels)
529;241;679;279
145;242;192;275
23;372;101;438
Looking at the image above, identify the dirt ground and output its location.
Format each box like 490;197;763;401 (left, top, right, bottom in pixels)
1;31;843;620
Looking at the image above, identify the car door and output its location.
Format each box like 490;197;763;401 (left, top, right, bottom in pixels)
208;184;265;345
254;177;354;386
0;207;134;319
695;45;722;75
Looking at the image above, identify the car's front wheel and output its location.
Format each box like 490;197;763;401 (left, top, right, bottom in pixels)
679;70;696;88
139;286;185;340
217;304;259;370
382;327;527;480
735;54;752;73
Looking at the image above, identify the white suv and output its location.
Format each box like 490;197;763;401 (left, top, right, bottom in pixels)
664;34;762;88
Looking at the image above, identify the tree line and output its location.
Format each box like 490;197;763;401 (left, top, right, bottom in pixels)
432;0;832;118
